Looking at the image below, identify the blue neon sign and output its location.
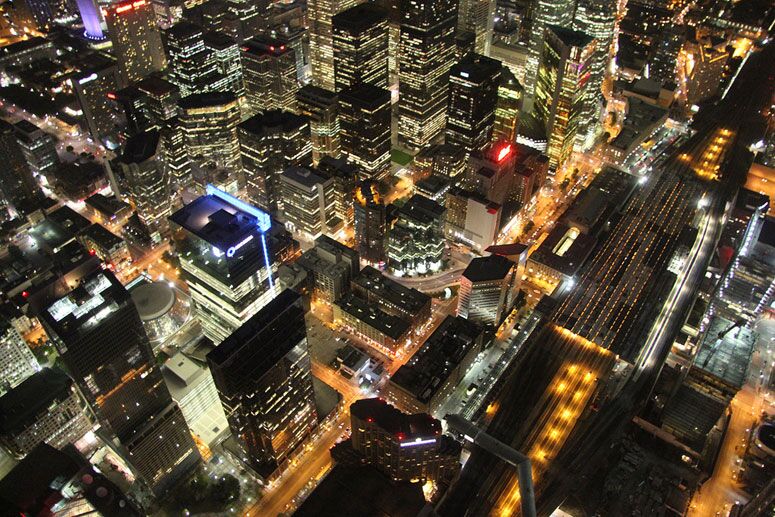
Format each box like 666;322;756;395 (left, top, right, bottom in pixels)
205;184;271;233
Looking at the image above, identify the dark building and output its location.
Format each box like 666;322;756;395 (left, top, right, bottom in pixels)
354;180;388;264
351;265;432;325
339;83;392;180
0;119;38;215
0;443;142;516
446;53;502;153
40;270;199;496
297;85;341;163
238;110;312;212
13;119;60;181
332;3;389;92
346;398;460;482
207;289;318;478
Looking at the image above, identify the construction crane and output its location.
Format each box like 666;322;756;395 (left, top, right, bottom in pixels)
701;318;745;368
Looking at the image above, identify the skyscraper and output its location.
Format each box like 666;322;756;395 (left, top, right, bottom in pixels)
445;53;502;153
104;0;166;86
573;0;615;147
457;254;520;325
72;59;120;145
238;110;312;212
165;22;220;97
296;85;341;163
0;120;39;216
207;289;317;478
492;68;523;143
339;83;392;180
115;130;171;242
204;31;244;98
40;271;199;496
457;0;495;55
354;180;387;264
178;92;242;171
524;0;575;100
241;36;299;116
308;0;362;90
332;3;389;92
397;0;457;150
534;25;596;171
13;120;60;182
279;166;338;238
169;185;287;343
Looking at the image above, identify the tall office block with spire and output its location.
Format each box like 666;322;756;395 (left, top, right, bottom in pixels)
534;26;595;172
104;0;166;86
40;271;199;496
397;0;457;150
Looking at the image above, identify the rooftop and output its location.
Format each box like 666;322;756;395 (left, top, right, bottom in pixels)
0;368;72;436
398;194;446;224
281;166;331;190
294;464;426;517
351;397;441;440
390;316;482;403
238;109;308;135
79;223;124;250
450;53;502;83
339;82;391;109
529;224;598;277
332;2;387;30
129;281;176;321
547;24;595;49
169;185;271;250
336;294;411;341
119;129;161;164
178;91;237;111
352;266;430;315
694;316;756;390
462;255;515;283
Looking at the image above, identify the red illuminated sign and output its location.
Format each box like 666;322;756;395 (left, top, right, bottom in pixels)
114;0;145;14
497;144;512;162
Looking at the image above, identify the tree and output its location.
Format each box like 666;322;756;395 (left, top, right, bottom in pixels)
213;474;240;505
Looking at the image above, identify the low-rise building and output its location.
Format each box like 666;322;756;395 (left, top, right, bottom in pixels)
387;316;487;415
0;368;94;459
333;294;411;355
162;352;229;448
603;98;668;166
77;223;132;272
351;266;432;326
387;195;446;275
527;224;598;290
297;236;360;302
444;187;502;253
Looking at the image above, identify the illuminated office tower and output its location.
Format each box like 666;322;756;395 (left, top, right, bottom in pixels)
241;36;299;116
225;0;265;41
72;59;120;144
0;120;39;216
76;0;104;40
0;314;38;397
170;185;286;343
524;0;575;99
332;3;389;92
238;110;312;212
40;271;199;496
457;254;519;326
160;122;191;193
317;156;358;226
115;130;171;242
681;37;728;106
457;0;495;55
13;120;60;182
339;83;391;181
354;180;387;264
534;26;595;171
207;289;317;478
308;0;362;90
104;0;166;86
178;92;242;171
445;53;501;153
165;22;220;97
204;31;244;98
297;85;341;163
492;68;523;143
647;24;685;85
573;0;615;147
279;166;337;238
397;0;457;150
136;75;180;126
